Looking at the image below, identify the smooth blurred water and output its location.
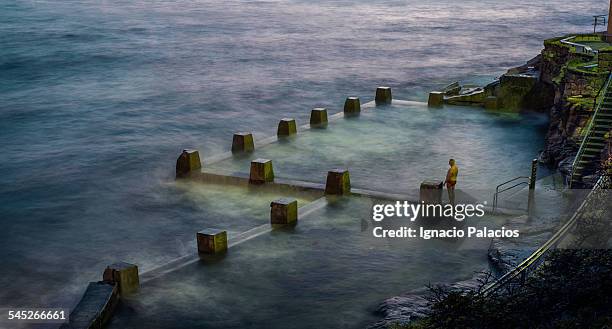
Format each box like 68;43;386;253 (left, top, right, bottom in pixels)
108;197;507;329
0;0;606;318
208;102;549;200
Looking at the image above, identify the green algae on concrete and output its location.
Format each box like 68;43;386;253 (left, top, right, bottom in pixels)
249;158;275;184
102;262;140;296
445;89;487;106
375;87;392;105
344;97;361;114
270;198;298;225
598;48;612;72
427;91;444;107
484;96;499;110
325;169;351;195
197;229;228;255
277;118;297;136
310;108;328;127
232;132;255;153
176;149;202;177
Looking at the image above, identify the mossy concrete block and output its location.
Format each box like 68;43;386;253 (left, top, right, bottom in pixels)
484;96;499;110
495;74;547;112
420;180;443;204
249;158;275;184
325;169;351;195
270;198;298;225
102;262;139;296
232;132;254;153
428;91;444;107
310;108;328;126
344;97;361;114
176;149;202;177
277;118;297;136
375;87;392;104
197;229;227;255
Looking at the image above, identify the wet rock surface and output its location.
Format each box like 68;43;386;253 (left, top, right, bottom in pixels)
368;272;489;329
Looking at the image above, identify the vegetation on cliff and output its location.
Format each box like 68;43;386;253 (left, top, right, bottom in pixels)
398;249;612;329
539;33;611;178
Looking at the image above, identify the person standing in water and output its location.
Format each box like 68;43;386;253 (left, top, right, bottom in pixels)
445;159;458;206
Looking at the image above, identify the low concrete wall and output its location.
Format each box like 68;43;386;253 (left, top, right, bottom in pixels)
59;281;119;329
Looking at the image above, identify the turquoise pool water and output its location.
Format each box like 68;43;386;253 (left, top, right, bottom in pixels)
208;103;549;200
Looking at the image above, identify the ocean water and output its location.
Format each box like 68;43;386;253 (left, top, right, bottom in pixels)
0;0;606;321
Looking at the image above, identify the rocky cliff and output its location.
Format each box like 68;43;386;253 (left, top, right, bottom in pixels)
537;35;609;180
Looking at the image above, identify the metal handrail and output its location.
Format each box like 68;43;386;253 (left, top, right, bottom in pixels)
492;176;530;213
482;174;610;297
570;72;612;187
560;36;596;55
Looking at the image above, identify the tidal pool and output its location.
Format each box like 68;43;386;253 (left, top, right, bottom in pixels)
207;102;549;200
108;196;508;329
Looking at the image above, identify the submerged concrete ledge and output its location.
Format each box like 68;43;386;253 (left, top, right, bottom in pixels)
201;100;379;166
199;99;428;168
137;196;329;284
194;169;524;216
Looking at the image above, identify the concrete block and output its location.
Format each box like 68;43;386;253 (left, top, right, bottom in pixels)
59;281;119;329
375;87;392;104
176;149;202;177
325;169;351;195
270;198;298;225
277;118;297;136
420;180;443;204
428;91;444;107
249;158;275;184
197;229;228;255
310;108;328;126
232;132;254;153
344;97;360;114
484;96;499;110
102;262;139;295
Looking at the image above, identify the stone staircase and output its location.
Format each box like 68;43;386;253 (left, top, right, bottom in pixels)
570;74;612;187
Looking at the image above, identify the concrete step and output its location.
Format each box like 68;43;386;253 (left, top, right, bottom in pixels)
583;147;603;153
593;129;612;133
